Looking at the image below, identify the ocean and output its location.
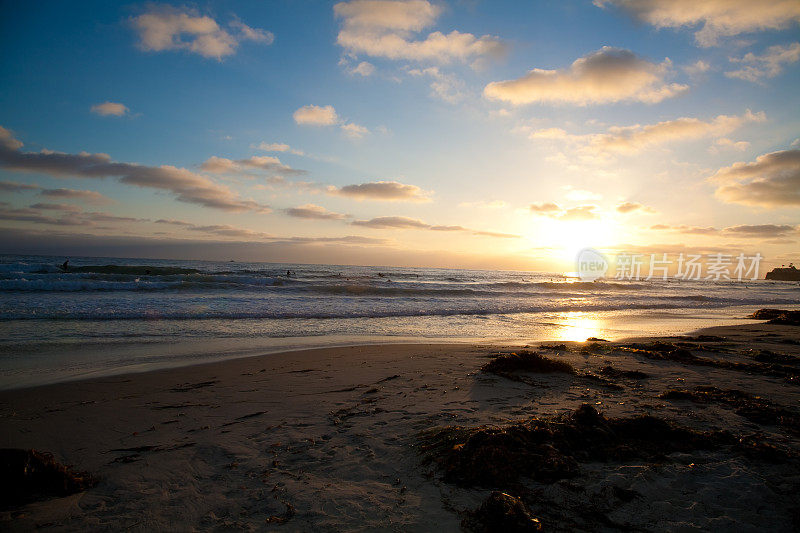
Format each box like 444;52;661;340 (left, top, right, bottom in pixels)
1;254;798;388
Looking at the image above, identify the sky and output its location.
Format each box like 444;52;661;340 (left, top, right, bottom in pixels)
0;0;798;272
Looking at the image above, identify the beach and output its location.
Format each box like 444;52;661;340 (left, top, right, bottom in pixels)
2;1;799;530
2;318;799;531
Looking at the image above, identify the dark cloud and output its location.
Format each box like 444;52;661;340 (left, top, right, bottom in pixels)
39;188;113;204
189;225;273;239
711;149;800;208
650;224;718;235
650;223;797;238
723;224;797;237
352;216;430;229
329;180;430;202
284;204;348;220
0;180;40;192
201;155;306;176
0;206;83;226
351;216;519;238
29;203;83;212
155;218;194;226
0;126;269;213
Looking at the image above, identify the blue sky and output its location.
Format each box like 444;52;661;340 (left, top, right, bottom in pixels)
1;1;798;270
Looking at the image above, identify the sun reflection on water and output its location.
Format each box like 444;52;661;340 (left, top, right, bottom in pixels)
553;312;606;342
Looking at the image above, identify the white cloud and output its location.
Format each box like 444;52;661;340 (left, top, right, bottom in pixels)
529;202;600;220
329;180;430;202
254;142;305;156
407;66;465;103
616;201;655;214
560;205;600;221
710;137;750;153
529;202;561;214
90;102;130;117
131;6;273;60
590;110;764;153
229;20;275;44
293;105;368;139
484;47;687;106
340;122;370;138
350;61;376;76
710;148;800;207
256;142;289;152
529;110;764;156
683;59;710;75
334;0;504;64
293;105;339;126
594;0;800;47
726;42;800;82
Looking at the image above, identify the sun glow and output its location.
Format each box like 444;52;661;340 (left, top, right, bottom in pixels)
553;312;607;342
528;217;620;263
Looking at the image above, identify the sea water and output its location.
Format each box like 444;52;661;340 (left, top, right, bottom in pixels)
1;254;798;388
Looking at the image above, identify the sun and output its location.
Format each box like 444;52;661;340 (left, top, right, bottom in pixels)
528;217;619;263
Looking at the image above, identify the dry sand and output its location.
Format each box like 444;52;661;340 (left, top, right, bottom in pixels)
1;322;799;531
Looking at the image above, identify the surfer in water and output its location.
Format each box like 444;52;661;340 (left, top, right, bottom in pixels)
59;259;69;272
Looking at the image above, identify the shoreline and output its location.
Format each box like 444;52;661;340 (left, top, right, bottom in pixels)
2;320;799;530
0;306;773;391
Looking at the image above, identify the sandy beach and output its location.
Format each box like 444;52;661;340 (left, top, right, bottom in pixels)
2;318;799;531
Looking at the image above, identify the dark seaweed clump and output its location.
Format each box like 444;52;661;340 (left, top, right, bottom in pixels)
420;404;732;487
462;491;542;533
598;365;648;380
481;351;575;375
750;309;800;326
660;386;800;435
619;342;800;383
0;449;96;509
743;349;800;365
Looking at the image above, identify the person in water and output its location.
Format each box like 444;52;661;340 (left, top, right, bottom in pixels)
60;259;69;272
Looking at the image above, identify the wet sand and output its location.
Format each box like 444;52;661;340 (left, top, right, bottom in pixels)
1;322;799;531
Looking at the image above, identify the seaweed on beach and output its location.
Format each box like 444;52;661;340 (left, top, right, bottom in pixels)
538;344;567;351
481;351;575;375
660;386;800;435
742;349;800;365
0;449;96;509
598;365;648;380
420;404;733;488
750;309;800;326
680;335;727;342
461;491;542;532
616;342;800;382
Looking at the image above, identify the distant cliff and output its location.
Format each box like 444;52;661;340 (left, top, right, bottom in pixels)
765;265;800;281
